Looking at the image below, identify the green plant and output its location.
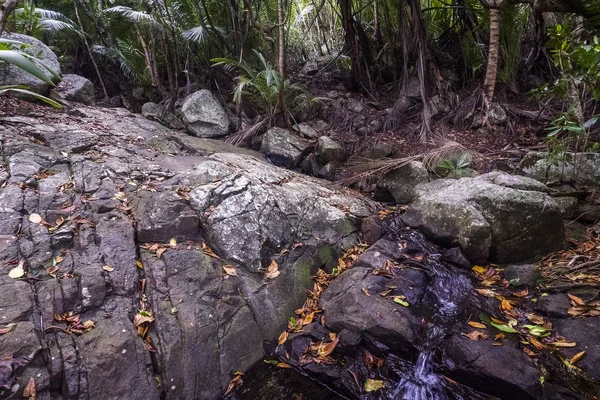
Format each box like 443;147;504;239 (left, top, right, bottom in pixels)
0;38;62;107
435;152;472;178
212;50;310;120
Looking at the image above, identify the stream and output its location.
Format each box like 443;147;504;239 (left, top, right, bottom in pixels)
229;220;504;400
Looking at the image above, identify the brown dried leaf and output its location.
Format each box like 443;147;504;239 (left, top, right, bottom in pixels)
134;312;155;328
500;298;513;311
102;265;114;272
568;293;585;306
156;247;167;258
28;213;43;224
0;324;14;335
462;330;488;341
23;377;36;399
551;341;577;348
265;260;280;279
276;362;291;368
278;330;288;345
526;313;545;325
224;374;243;395
362;350;384;368
361;288;370;296
149;243;160;251
222;265;238;277
475;288;497;298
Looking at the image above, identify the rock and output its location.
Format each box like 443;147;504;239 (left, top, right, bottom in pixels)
361;215;384;246
518;152;600;186
358;142;394;159
475;171;548;192
472;103;508;127
141;102;185;130
565;220;590;242
301;60;319;76
402;177;565;263
293;123;319;139
553;196;579;219
400;76;421;98
553;318;600;382
441;247;471;270
534;294;571;318
0;104;371;400
375;161;430;204
109;95;122;107
50;74;95;105
316;136;345;164
577;200;600;223
180;89;230;138
444;333;544;399
0;33;61;95
317;161;339;181
347;98;364;113
260;127;312;168
502;264;541;287
299;153;321;176
132;87;146;101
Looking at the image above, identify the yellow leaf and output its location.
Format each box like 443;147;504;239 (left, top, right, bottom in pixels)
552;341;577;348
364;379;385;392
472;265;486;274
278;330;288;345
265;260;280;279
462;330;488;341
501;298;513;311
468;321;487;329
8;266;25;279
28;213;43;224
136;260;144;269
169;238;177;247
570;351;585;364
102;265;114;272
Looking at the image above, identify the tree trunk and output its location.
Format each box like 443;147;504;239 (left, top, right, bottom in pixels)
339;0;369;91
277;0;291;126
483;7;501;102
0;0;19;36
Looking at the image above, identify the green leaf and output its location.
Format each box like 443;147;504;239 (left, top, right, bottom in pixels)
0;86;62;108
0;50;54;85
490;322;518;333
524;325;551;337
393;297;409;307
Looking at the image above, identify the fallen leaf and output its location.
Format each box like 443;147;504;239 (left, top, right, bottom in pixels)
23;377;36;399
136;260;144;269
311;337;339;358
475;288;497;298
490;322;518;333
8;265;25;279
463;330;489;341
265;260;280;279
156;248;167;258
224;374;243;395
362;350;384;368
523;347;537;357
472;265;486;274
222;265;238;277
361;288;370;296
134;311;155;327
148;243;160;251
568;293;585;306
169;238;177;247
278;330;288;345
83;320;95;330
28;213;42;224
551;341;577;348
364;379;385;392
512;288;529;297
276;362;291;368
523;312;544;325
570;351;585;364
524;325;551;337
170;307;178;315
501;298;513;311
102;265;114;272
468;321;487;329
393;297;409;307
0;323;15;335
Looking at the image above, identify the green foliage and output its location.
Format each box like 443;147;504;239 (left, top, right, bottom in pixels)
212;51;311;119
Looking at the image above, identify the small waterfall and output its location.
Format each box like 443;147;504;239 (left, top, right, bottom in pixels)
392;261;472;400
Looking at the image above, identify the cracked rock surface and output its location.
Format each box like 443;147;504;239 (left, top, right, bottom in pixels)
0;105;371;400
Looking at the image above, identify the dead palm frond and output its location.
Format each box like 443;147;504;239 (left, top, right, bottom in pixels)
341;139;481;187
452;87;486;128
224;117;268;146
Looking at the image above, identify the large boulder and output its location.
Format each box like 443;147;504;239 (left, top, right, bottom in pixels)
402;173;565;263
0;33;61;94
141;102;185;130
375;161;430;204
316;136;345;164
518;152;600;186
260;127;312;168
0;106;371;400
180;89;230;138
50;74;95;105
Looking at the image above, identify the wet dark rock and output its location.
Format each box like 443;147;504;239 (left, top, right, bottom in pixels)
50;74;95;105
534;293;571;318
565;220;590;242
260;127;312;168
402;176;565;263
375;161;430;204
443;333;544;399
577;200;600;223
503;264;541;287
553;196;579;219
360;215;384;246
553;318;600;382
440;247;471;270
300;153;322;176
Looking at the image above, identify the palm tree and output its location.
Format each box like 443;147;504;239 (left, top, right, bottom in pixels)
481;0;506;102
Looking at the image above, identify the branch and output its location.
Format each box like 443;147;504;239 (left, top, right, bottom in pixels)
0;0;19;36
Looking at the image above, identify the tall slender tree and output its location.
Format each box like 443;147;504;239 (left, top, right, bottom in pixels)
481;0;506;102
